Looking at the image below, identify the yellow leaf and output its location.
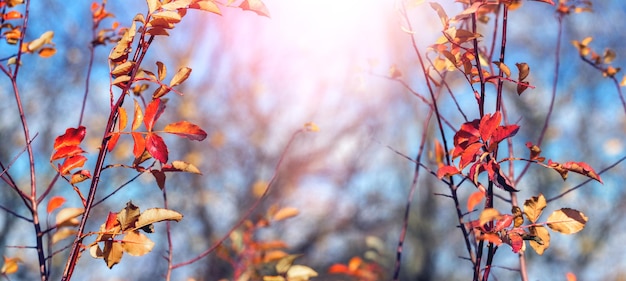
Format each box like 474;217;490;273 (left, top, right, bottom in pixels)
112;75;131;86
547;208;587;234
169;66;192;87
147;0;159;14
28;31;54;51
161;0;192;10
493;61;511;77
56;207;84;227
479;208;501;226
132;99;144;131
134;208;183;231
287;265;318;281
111;61;135;77
172;160;202;174
276;254;301;274
273;207;299;221
528;225;550;255
523;194;546;223
122;231;155;256
52;228;77;244
1;256;21;275
190;0;222;15
156;61;166;81
90;244;103;258
151;10;182;23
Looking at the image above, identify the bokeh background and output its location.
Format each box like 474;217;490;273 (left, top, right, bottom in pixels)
1;0;625;280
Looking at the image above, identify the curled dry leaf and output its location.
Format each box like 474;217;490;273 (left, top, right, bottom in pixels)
133;208;183;231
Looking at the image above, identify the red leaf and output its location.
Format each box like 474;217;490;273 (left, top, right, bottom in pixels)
491;124;519;145
151;170;166;190
131;132;146;158
453;119;480;149
436;165;459;179
459;142;483;169
562;161;603;183
144;99;166;132
53;126;86;150
468;162;484;184
163;121;208;141
146;133;168;163
107;132;121;152
50;145;85;161
47;196;66;214
239;0;270;17
505;229;524;253
494;165;518;192
494;215;513;232
328;264;350;274
479;112;501;143
105;212;119;231
59;155;87;175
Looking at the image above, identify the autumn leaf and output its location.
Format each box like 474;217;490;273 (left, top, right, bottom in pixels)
528;225;550;255
273;207;299;221
286;265;318;280
189;0;222;15
479;112;501;144
1;256;21;275
118;106;128;131
59;155;88;175
467;191;485;211
169;67;192;87
133;208;183;231
163;121;208;141
103;241;124;268
56;207;84;227
144;98;166;132
122;231;155;256
146;133;168;163
131;132;146;158
239;0;270;17
479;208;500;226
107;132;121;152
436;165;459;179
523;194;547;223
70;169;91;185
161;160;202;174
562;161;603;183
546;208;587;234
47;196;66;214
132;99;144;131
50;145;85;161
53;126;86;151
117;202;141;231
151;170;166;190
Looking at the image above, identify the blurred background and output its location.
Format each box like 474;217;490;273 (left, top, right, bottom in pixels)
0;0;625;280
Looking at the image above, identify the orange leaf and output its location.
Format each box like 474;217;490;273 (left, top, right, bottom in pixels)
146;133;168;163
144;99;165;132
107;132;121;152
46;196;66;214
467;191;485;211
119;107;128;131
328;264;350;274
105;212;119;231
50;145;85;161
3;10;22;20
38;47;56;58
59;155;87;175
131;132;146;158
53;126;86;150
436;165;459;179
562;161;603;184
163;121;207;141
566;272;577;281
239;0;270;17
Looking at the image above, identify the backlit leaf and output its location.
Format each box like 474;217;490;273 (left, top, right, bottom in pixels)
134;208;183;231
1;256;20;275
467;190;485;211
151;10;182;23
122;231;155;256
146;133;168;163
47;196;66;214
436;165;459;179
479;112;501;143
38;47;56;58
491;124;519;145
107;132;120;152
50;145;84;161
273;207;299;221
479;208;500;226
52;228;77;244
478;233;502;246
276;254;302;274
131;132;146;158
27;31;54;51
547;208;587;234
287;265;318;280
190;0;222;15
144;98;166;132
111;61;135;77
132;99;144;131
112;75;131;87
161;0;192;10
118;107;128;131
523;194;546;223
429;2;448;27
146;27;170;36
562;161;603;183
493;61;511;77
169;66;192;87
56;207;84;227
147;0;159;13
171;160;202;174
3;10;22;20
53;126;86;150
494;215;513;232
59;155;87;175
239;0;270;17
163;121;207;141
